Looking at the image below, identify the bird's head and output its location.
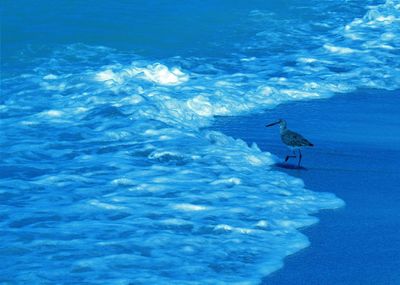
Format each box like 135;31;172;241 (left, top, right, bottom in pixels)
266;119;287;128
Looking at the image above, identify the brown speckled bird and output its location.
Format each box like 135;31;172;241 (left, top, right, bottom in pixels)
266;119;313;167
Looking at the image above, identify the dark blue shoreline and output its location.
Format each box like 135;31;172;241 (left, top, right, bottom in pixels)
212;89;400;284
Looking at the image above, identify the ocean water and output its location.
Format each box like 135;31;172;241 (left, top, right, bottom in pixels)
1;0;399;284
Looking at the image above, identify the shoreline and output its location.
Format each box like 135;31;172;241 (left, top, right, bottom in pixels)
212;89;400;284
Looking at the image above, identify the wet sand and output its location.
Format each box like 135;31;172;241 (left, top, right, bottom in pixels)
212;89;400;285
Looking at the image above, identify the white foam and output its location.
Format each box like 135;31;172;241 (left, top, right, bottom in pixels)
95;69;123;84
256;220;269;228
42;110;64;117
111;178;136;186
173;203;208;211
74;107;89;113
323;44;356;54
95;63;189;86
186;95;213;116
20;120;38;126
297;57;318;63
89;200;128;210
43;74;58;80
137;64;189;85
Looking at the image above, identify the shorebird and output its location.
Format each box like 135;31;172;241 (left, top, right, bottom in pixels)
266;119;313;167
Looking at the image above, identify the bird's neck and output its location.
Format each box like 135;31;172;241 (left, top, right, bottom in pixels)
279;125;287;134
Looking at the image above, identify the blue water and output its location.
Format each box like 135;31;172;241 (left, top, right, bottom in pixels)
1;1;400;284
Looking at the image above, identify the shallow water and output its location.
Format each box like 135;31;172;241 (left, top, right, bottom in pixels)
1;0;400;284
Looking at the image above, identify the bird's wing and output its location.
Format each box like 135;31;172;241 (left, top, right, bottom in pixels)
283;130;313;147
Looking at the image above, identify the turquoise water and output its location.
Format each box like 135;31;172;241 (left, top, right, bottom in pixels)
1;1;400;284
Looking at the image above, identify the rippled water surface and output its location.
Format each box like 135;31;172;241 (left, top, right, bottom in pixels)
1;0;399;284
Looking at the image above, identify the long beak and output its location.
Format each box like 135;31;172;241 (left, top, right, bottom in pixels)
265;121;279;127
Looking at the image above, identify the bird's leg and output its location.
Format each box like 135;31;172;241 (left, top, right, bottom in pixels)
285;149;297;162
298;149;302;167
